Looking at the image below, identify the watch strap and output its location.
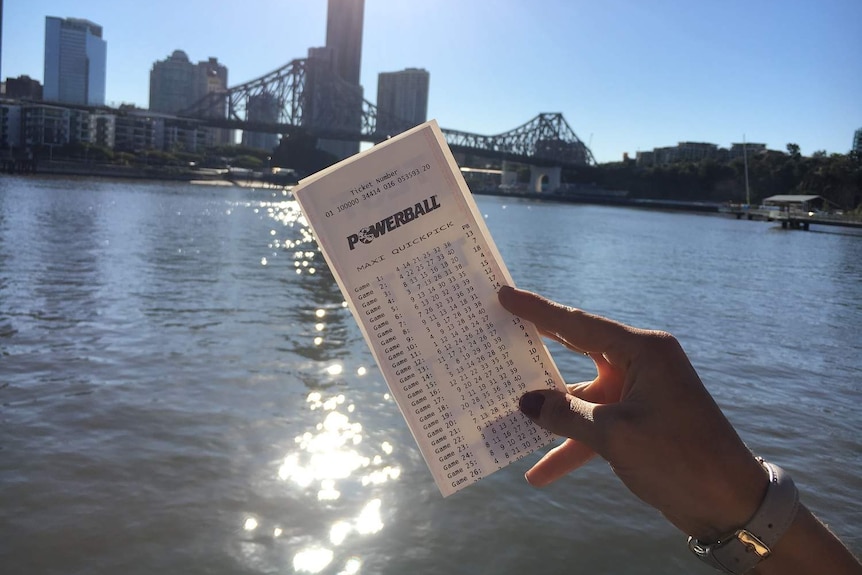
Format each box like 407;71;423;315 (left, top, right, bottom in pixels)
688;459;800;574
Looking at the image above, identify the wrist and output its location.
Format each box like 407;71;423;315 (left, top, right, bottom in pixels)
685;453;770;543
688;459;800;574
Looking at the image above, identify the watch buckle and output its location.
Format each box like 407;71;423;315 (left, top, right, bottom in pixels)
735;529;771;558
687;536;709;558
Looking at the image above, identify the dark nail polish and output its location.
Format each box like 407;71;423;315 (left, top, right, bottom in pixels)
519;392;544;419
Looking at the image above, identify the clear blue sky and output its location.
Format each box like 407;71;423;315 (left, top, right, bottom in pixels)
3;0;860;163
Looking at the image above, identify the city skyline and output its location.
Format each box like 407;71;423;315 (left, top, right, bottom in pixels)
2;0;860;163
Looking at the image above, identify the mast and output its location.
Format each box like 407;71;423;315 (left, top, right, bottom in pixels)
743;134;751;206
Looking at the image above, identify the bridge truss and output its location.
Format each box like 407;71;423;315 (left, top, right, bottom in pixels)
180;59;595;166
443;113;595;166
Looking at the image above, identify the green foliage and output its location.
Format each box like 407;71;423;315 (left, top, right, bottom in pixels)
136;149;180;166
564;151;862;210
231;155;264;170
52;142;115;162
114;152;135;166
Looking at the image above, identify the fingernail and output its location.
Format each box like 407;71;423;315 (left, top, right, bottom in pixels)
519;391;544;419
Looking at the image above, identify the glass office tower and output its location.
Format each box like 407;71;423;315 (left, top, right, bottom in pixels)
44;17;107;106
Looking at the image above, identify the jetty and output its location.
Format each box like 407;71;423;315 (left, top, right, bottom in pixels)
720;195;862;231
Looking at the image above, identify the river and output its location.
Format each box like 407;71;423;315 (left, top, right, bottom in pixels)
1;176;860;574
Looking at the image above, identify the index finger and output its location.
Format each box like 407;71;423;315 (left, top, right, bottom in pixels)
498;286;640;367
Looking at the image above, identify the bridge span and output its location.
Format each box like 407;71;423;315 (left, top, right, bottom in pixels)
178;57;595;167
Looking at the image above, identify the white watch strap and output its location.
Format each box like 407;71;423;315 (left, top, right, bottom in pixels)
688;459;800;574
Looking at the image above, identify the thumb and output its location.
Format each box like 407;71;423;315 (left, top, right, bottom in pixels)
519;390;605;452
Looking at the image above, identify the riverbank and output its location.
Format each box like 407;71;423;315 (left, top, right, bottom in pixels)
13;161;722;214
4;160;298;187
8;159;219;181
471;187;724;213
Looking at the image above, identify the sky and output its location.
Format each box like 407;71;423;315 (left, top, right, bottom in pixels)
3;0;860;164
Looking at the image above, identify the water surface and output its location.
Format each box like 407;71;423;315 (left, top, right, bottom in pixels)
1;176;859;574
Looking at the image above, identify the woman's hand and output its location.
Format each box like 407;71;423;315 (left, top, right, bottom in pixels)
498;285;768;542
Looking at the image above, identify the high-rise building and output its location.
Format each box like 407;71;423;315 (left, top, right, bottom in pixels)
149;51;231;145
853;128;862;154
1;0;4;82
304;0;364;159
242;93;280;151
303;46;363;160
196;57;229;114
149;50;197;114
326;0;364;86
43;17;107;106
149;51;228;115
376;68;429;136
303;46;337;129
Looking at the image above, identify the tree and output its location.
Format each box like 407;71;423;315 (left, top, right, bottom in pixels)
558;150;860;210
786;143;801;158
232;155;264;170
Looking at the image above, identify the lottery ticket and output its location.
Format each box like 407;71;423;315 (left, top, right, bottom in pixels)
293;121;566;496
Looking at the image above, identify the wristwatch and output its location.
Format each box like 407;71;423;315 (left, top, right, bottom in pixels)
688;458;800;574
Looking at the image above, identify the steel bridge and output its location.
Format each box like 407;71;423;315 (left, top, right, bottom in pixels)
180;58;595;166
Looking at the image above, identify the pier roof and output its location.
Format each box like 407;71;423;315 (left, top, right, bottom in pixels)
762;194;822;203
763;195;830;211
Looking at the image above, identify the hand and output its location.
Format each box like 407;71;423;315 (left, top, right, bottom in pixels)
498;286;768;541
499;286;862;573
